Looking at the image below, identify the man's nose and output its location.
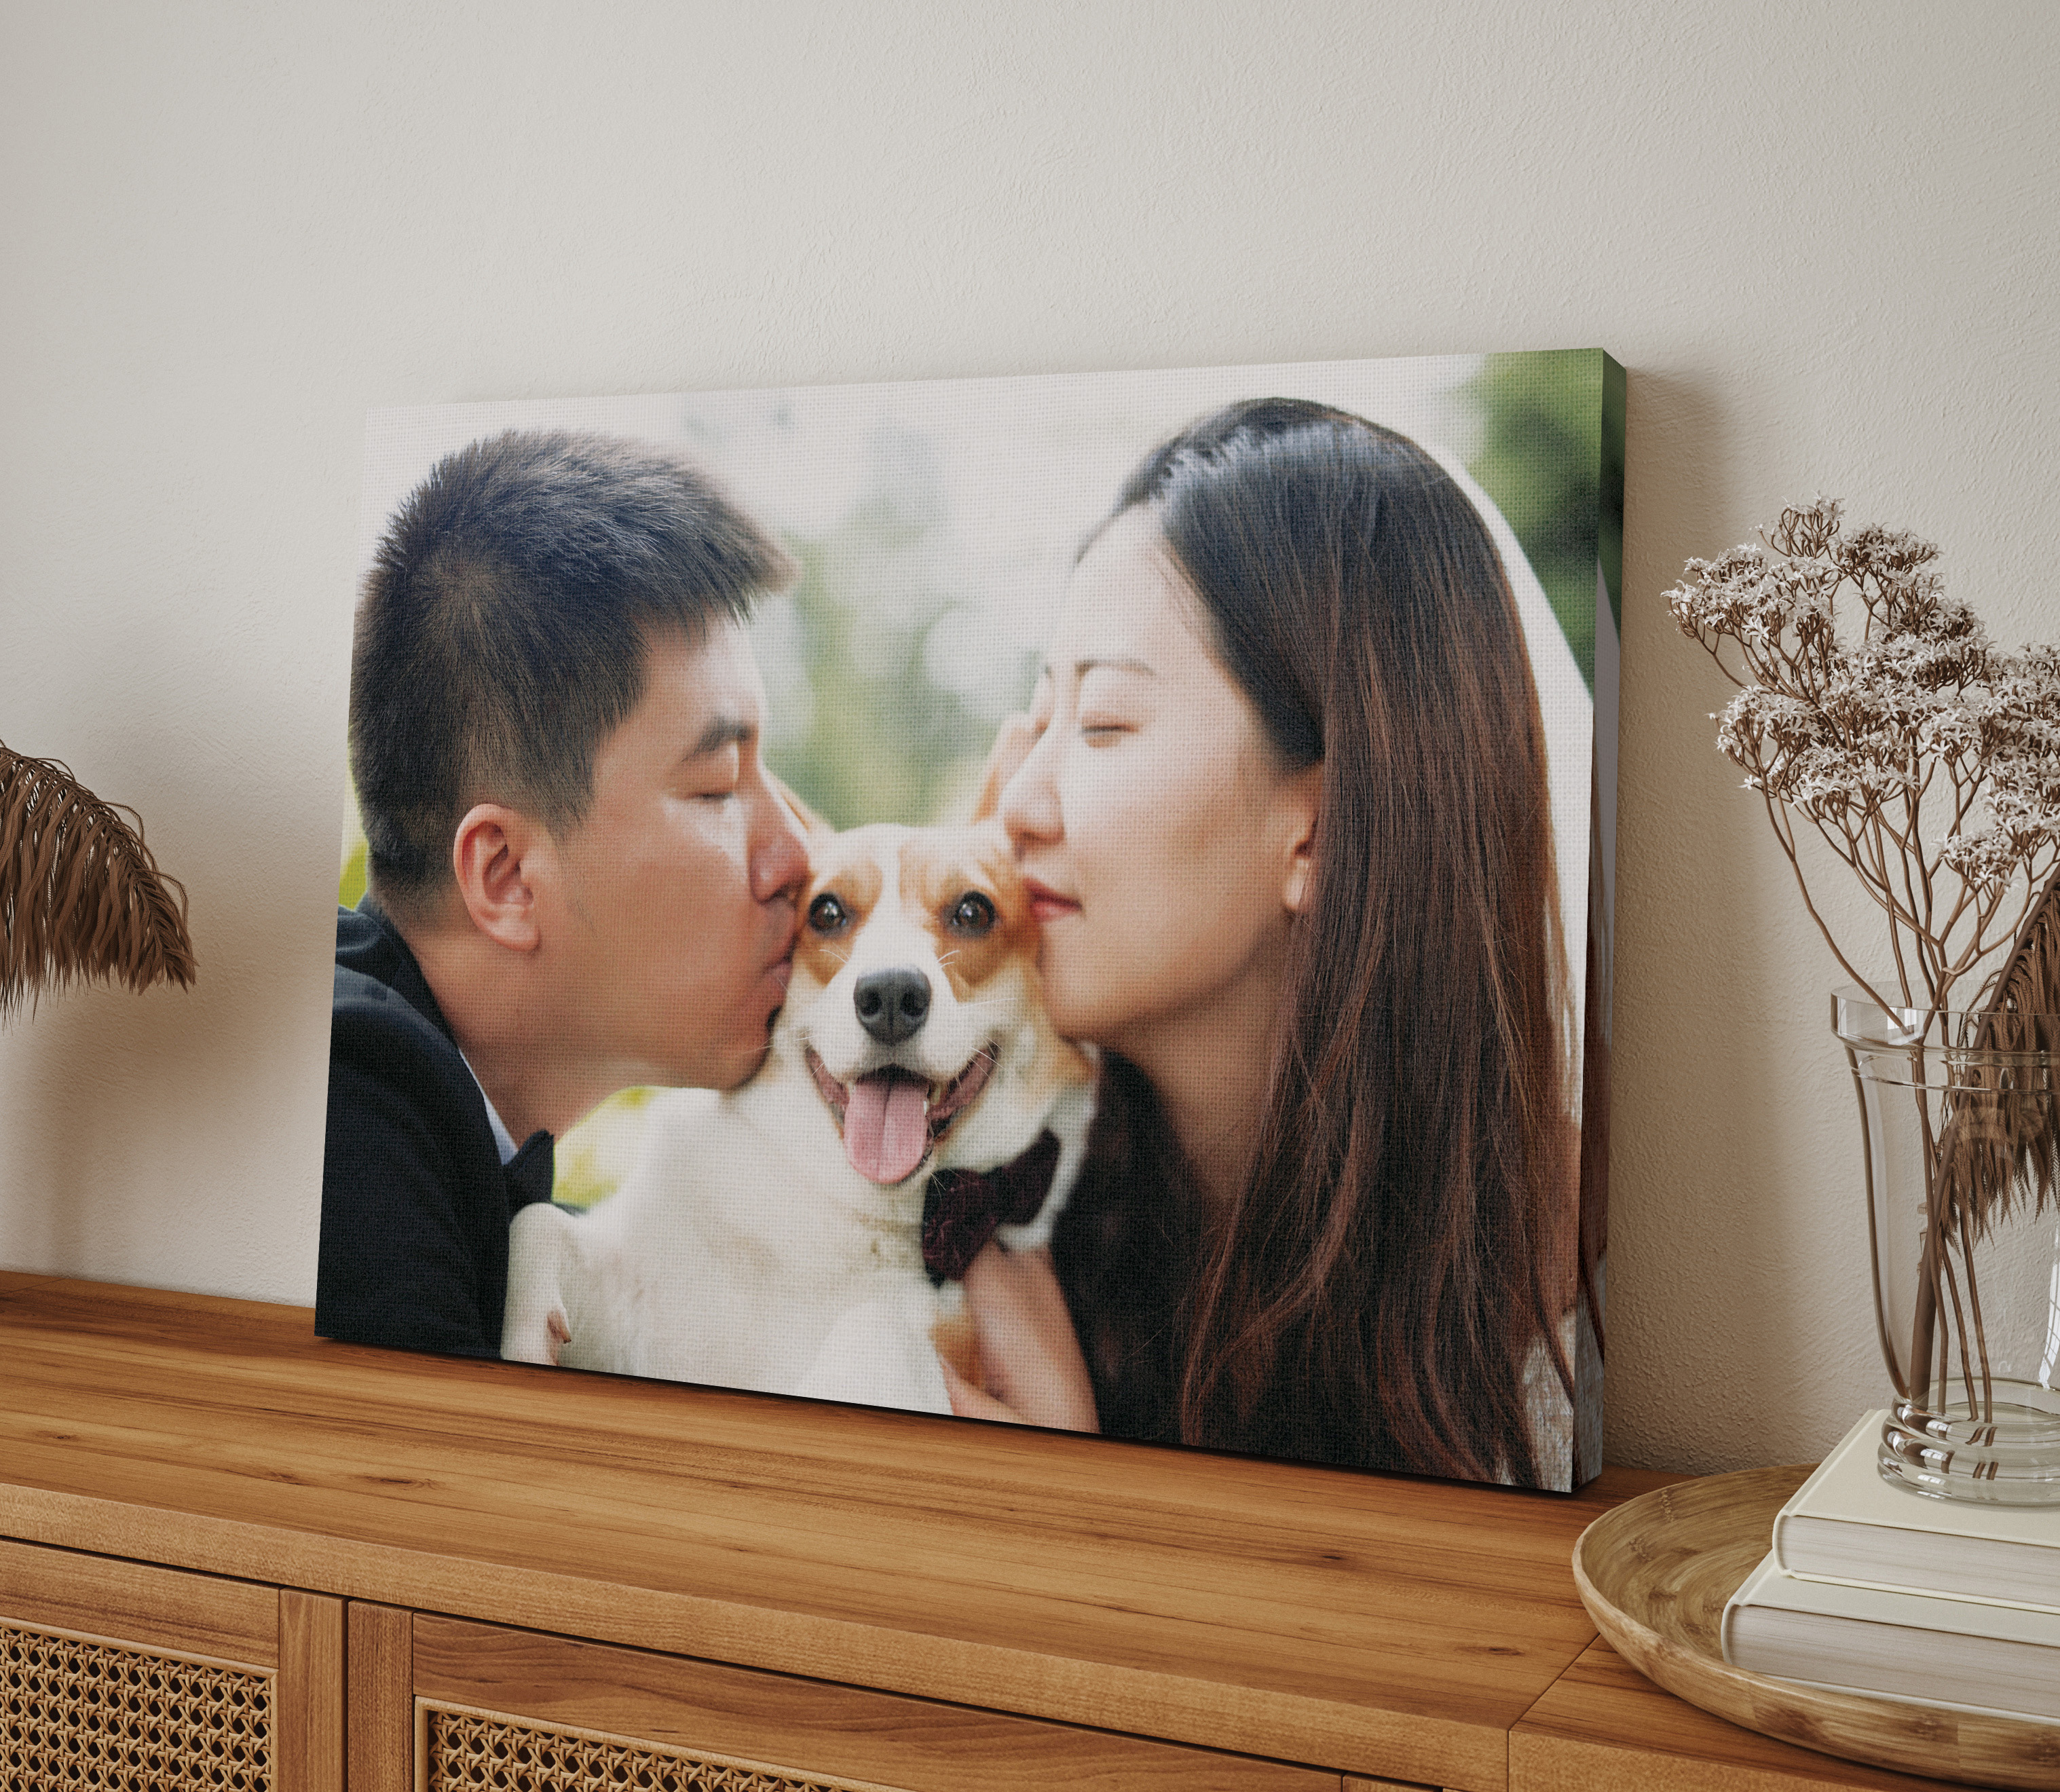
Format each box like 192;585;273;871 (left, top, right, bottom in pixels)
753;789;810;903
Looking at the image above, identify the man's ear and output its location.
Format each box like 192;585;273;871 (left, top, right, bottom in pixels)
451;803;545;951
1279;764;1323;915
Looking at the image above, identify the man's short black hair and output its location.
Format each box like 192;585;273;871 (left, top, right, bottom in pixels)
350;429;793;915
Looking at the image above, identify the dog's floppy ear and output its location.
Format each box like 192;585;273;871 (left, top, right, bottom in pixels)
770;772;834;837
971;713;1039;823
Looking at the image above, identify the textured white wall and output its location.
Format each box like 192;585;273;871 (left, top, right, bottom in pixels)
3;0;2055;1476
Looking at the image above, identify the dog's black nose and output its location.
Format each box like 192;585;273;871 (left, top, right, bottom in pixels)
854;969;931;1044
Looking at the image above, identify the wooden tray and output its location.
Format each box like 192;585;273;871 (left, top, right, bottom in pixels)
1572;1465;2060;1790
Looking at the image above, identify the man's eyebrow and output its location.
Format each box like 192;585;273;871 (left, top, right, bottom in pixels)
1074;655;1155;677
685;715;753;758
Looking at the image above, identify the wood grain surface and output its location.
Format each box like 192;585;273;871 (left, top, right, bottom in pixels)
0;1272;1672;1792
413;1611;1340;1791
278;1588;345;1792
346;1601;413;1792
1511;1641;1989;1791
0;1532;276;1665
1341;1776;1447;1790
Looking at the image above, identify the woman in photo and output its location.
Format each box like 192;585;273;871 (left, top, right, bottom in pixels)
950;398;1582;1487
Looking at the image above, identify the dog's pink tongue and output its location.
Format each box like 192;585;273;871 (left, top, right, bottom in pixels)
843;1070;929;1184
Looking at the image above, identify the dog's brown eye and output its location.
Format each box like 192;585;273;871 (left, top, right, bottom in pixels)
946;891;997;935
808;893;850;933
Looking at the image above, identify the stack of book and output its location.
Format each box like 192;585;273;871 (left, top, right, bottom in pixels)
1722;1409;2060;1723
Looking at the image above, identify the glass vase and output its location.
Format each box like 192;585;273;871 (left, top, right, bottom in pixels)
1835;987;2060;1503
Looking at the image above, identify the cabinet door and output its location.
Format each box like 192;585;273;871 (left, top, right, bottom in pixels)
0;1535;343;1791
348;1605;1342;1792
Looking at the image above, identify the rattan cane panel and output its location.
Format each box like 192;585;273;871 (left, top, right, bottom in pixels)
422;1702;909;1792
3;1618;273;1791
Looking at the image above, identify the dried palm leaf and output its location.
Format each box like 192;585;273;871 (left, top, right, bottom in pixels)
1934;862;2060;1241
0;742;196;1021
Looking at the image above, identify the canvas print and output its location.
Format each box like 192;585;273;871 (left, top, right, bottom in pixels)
319;352;1622;1491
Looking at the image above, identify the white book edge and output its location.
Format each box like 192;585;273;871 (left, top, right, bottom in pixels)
1728;1555;2060;1647
1724;1554;2060;1725
1770;1411;2060;1606
1786;1567;2060;1618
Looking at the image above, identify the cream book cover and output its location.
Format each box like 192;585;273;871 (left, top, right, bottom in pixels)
1773;1411;2060;1609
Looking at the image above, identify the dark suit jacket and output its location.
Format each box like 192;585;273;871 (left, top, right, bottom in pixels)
314;899;553;1358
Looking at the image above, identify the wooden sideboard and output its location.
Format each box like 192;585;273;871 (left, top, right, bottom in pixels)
0;1271;1975;1791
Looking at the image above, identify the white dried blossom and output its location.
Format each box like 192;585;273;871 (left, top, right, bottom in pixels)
1768;496;1843;560
1673;498;2060;1009
1915;706;1983;762
1858;618;1992;691
1837;523;1942;579
1941;829;2023;886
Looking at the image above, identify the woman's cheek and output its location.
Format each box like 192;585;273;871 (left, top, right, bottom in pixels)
1038;760;1117;1033
1060;755;1130;908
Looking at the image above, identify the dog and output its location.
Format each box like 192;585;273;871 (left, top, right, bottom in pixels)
500;813;1096;1416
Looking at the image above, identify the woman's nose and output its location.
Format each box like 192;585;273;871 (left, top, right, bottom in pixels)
998;728;1062;848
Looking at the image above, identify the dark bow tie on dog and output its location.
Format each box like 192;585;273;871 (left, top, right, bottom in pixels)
505;1130;557;1213
921;1130;1063;1282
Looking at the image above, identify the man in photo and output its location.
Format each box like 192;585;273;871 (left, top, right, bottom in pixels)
316;430;808;1358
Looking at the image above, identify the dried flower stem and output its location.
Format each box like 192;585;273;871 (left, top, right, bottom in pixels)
1670;501;2060;1421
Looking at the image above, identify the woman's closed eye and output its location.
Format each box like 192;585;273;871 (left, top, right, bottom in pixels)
1074;667;1145;743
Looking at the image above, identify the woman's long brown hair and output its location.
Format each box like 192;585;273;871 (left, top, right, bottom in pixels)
1051;399;1577;1486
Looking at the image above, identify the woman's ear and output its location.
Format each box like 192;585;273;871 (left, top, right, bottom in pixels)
1279;763;1323;914
451;803;544;951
